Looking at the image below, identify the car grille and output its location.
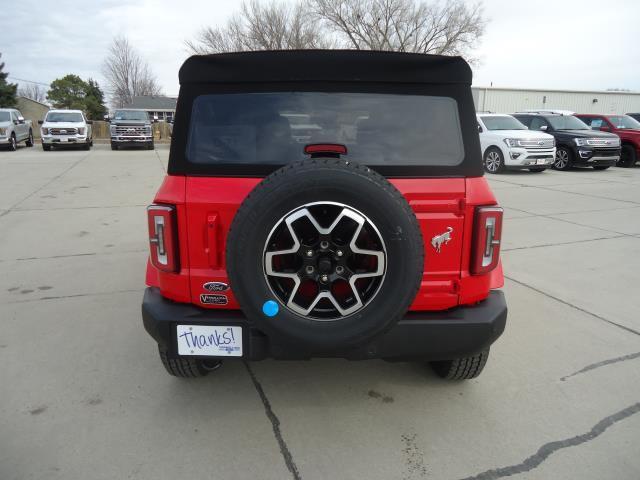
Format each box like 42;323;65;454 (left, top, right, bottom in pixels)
519;138;554;149
50;128;77;135
114;125;150;136
593;148;620;156
587;138;620;147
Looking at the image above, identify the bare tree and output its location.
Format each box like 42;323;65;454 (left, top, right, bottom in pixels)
102;36;162;108
308;0;484;57
309;0;485;60
186;0;333;54
18;83;47;103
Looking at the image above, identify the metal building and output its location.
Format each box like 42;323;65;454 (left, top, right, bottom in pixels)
472;87;640;115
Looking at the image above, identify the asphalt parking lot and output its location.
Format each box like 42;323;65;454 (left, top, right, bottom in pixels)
1;145;639;480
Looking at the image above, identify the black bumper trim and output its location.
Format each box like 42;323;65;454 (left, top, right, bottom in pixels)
142;287;507;361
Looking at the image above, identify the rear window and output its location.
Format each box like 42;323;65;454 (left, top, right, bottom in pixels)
187;92;464;167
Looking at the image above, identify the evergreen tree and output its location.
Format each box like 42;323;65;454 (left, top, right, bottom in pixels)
83;79;107;120
0;53;18;108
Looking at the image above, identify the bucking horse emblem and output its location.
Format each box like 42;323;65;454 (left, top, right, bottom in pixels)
431;227;453;253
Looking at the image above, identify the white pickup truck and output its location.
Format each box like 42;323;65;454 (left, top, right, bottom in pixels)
0;108;34;151
39;109;93;151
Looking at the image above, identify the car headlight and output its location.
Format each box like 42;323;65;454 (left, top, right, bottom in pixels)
0;127;6;136
503;138;519;147
574;138;588;146
78;127;85;135
110;126;116;134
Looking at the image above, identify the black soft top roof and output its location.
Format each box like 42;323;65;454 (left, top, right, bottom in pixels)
179;50;472;85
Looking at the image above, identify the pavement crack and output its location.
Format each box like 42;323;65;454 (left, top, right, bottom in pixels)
505;275;640;337
457;402;640;480
561;351;640;381
244;361;301;480
502;235;626;252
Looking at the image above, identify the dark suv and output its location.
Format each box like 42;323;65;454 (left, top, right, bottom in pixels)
142;51;507;381
513;112;621;170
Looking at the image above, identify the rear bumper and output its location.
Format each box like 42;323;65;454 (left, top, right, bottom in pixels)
142;287;507;361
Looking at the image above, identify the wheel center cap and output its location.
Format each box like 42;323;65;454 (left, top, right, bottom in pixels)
317;256;333;274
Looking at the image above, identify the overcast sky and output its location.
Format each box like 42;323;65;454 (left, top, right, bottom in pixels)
2;0;639;99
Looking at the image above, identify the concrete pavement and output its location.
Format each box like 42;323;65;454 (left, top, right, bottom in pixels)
1;145;639;480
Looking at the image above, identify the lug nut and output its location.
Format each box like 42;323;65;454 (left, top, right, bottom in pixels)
305;265;315;274
306;249;314;257
335;266;344;275
336;250;343;257
320;241;329;250
321;274;329;283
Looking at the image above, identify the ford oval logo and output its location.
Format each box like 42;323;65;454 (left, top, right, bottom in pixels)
203;281;229;292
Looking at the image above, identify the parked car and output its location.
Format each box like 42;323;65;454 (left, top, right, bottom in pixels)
575;114;640;167
0;108;34;151
513;112;620;170
39;109;93;151
142;51;507;381
477;113;555;173
108;109;154;150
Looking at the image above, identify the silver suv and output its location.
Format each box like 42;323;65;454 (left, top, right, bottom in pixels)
40;110;93;151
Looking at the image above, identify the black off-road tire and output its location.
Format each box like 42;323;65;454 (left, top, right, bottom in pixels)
26;130;34;147
226;158;424;350
431;349;490;380
528;167;545;173
593;166;610;171
42;143;51;151
147;141;155;150
158;345;221;378
9;133;17;151
82;141;91;150
111;142;118;151
619;145;636;168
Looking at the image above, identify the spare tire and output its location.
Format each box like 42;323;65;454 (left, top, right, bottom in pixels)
226;159;424;350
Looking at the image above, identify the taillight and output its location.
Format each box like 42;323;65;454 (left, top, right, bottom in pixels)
147;204;179;273
471;206;503;275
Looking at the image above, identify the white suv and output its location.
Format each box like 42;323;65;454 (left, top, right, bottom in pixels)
40;110;93;151
477;113;556;173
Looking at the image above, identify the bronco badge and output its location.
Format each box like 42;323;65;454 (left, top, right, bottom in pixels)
431;227;453;253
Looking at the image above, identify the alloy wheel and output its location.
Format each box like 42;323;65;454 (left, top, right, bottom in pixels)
555;149;569;169
263;202;386;320
485;151;501;172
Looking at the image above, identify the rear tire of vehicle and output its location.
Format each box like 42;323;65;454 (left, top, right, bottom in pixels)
430;349;490;380
111;143;118;151
619;145;636;168
26;130;34;147
158;345;221;378
227;159;424;350
528;167;545;173
593;166;610;170
483;147;505;174
9;134;17;151
553;147;573;170
42;144;51;151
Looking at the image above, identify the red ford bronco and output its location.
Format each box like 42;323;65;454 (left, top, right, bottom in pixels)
142;51;507;380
